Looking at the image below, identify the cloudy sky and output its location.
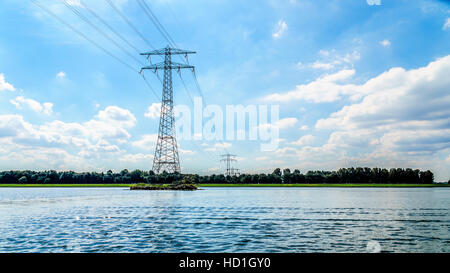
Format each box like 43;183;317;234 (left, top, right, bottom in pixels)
0;0;450;181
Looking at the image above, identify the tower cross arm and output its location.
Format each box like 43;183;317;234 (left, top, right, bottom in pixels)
141;61;194;72
140;47;196;56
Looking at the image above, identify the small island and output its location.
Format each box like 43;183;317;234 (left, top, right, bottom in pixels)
130;175;198;191
130;183;198;191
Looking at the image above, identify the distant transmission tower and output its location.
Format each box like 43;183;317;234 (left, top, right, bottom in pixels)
141;46;195;173
221;154;239;176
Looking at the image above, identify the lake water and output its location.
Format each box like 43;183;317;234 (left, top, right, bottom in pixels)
0;187;448;253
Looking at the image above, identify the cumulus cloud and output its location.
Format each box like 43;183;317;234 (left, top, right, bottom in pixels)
298;50;360;71
367;0;381;5
0;105;142;169
379;39;391;47
443;18;450;30
0;73;15;92
119;153;153;163
56;71;66;78
272;20;288;39
276;117;298;129
307;55;450;179
179;148;195;155
265;55;450;180
204;142;232;152
144;103;161;119
96;106;136;128
316;56;450;131
10;96;53;115
291;134;315;146
258;117;298;132
131;134;158;150
264;69;358;103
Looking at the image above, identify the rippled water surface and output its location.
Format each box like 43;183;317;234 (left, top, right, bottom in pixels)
0;187;448;252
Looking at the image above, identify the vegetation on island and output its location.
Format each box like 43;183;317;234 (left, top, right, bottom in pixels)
0;167;439;186
130;175;198;191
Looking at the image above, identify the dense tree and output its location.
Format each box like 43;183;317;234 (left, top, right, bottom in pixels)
0;167;435;185
272;168;282;177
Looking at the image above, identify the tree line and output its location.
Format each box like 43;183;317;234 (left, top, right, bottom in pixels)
0;167;435;185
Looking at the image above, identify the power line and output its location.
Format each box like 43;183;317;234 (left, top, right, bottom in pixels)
105;0;156;51
137;0;177;48
31;0;160;102
61;0;160;101
191;69;207;105
137;0;194;68
77;0;163;87
177;70;194;105
60;0;145;66
141;74;161;101
79;0;142;56
31;0;138;74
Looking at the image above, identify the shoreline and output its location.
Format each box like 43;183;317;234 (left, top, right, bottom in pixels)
0;183;448;188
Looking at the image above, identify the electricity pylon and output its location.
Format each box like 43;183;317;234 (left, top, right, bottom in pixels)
221;154;238;176
141;46;195;174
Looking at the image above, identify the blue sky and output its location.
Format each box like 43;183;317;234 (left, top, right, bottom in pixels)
1;0;450;181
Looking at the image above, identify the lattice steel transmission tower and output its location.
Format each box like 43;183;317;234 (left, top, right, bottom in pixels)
221;154;239;176
141;46;195;173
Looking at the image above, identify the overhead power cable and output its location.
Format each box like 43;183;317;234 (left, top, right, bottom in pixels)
105;0;156;50
30;0;160;102
79;0;142;56
137;0;177;48
31;0;137;73
176;71;194;105
141;74;161;101
60;0;145;66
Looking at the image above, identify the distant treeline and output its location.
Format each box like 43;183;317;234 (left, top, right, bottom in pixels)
0;167;435;184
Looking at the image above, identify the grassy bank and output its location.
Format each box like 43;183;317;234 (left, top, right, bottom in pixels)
0;184;132;187
0;183;448;188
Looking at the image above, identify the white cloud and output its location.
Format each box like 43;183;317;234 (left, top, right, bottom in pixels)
262;55;450;180
144;103;161;119
205;142;232;152
316;56;450;131
307;55;450;180
180;148;195;155
276;117;298;129
310;61;337;70
258;117;298;131
443;18;450;30
300;125;309;130
96;106;136;128
291;135;315;146
56;71;66;78
380;39;391;47
131;134;158;150
119;153;153;163
298;50;360;71
0;105;150;171
264;69;357;103
0;73;15;92
367;0;381;5
1;105;136;150
272;20;288;39
10;96;53;115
